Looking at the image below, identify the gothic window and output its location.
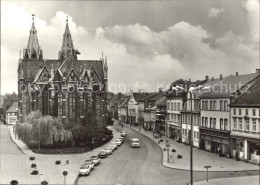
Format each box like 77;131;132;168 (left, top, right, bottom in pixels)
68;94;76;121
68;70;78;82
58;94;62;117
42;91;49;115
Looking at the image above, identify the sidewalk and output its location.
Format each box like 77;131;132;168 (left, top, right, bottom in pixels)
3;125;121;185
194;175;260;185
125;124;259;172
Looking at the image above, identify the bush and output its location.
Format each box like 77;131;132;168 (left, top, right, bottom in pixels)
55;160;61;165
31;163;37;168
29;156;35;160
41;180;48;185
10;180;18;185
31;170;39;175
177;154;182;159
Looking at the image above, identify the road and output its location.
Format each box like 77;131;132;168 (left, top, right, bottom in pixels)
0;122;23;154
77;123;259;185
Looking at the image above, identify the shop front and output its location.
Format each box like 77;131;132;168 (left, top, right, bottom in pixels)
230;134;260;164
200;128;230;157
169;124;181;141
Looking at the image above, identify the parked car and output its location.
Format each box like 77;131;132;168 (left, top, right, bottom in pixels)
118;137;124;143
84;160;95;170
131;138;140;148
120;131;126;137
108;144;117;150
112;141;120;147
114;139;122;146
78;165;91;176
98;150;107;158
104;146;113;155
90;156;100;166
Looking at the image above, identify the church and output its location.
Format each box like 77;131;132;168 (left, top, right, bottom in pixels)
17;15;108;129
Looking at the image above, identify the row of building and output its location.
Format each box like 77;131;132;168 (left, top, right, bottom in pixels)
110;70;260;165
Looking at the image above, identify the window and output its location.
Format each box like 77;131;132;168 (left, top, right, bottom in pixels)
202;101;205;110
224;100;228;111
224;119;228;130
58;94;62;117
245;119;250;131
171;102;173;110
239;118;243;130
205;101;208;110
233;118;237;130
213;118;216;129
210;101;213;110
202;117;205;127
220;100;223;111
205;117;208;127
174;103;176;111
178;103;180;111
245;109;249;115
220;118;223;130
252;119;256;132
214;101;217;110
233;109;236;115
167;102;170;110
69;94;76;120
253;109;256;116
210;118;212;128
239;109;242;115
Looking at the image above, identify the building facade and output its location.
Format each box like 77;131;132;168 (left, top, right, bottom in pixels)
181;92;201;147
166;90;184;141
18;16;108;130
199;72;259;156
5;102;18;125
230;76;260;164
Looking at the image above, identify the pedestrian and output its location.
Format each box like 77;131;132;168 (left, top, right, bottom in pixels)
236;151;239;161
219;147;222;157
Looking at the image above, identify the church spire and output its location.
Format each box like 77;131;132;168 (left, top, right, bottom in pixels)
24;14;43;59
58;16;75;60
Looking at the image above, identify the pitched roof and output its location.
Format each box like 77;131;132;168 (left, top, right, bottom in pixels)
5;102;18;113
157;97;167;107
199;73;259;99
118;97;129;108
133;92;156;102
110;93;129;106
230;76;260;107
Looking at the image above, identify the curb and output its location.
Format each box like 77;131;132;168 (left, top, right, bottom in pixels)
124;123;260;173
8;126;25;154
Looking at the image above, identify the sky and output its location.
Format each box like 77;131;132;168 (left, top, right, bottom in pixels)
1;0;259;94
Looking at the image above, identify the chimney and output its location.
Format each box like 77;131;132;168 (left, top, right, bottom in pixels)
235;72;239;76
211;77;214;81
205;75;209;81
220;74;222;80
256;69;260;74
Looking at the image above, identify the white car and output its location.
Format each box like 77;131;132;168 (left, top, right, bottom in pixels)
131;138;140;148
108;144;117;151
90;156;100;166
118;137;124;143
114;139;122;146
105;146;113;155
79;165;91;176
120;131;126;137
84;160;95;170
112;141;119;147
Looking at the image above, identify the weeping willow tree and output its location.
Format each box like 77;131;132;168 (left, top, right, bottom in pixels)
14;111;73;148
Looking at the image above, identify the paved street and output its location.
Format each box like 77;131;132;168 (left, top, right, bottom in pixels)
77;122;260;185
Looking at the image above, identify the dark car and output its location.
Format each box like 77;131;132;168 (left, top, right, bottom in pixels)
98;150;107;158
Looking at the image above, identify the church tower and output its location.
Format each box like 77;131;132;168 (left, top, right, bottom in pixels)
58;17;75;60
23;14;43;60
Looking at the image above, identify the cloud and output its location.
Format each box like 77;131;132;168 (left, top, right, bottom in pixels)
1;2;259;94
208;7;224;18
243;0;259;43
